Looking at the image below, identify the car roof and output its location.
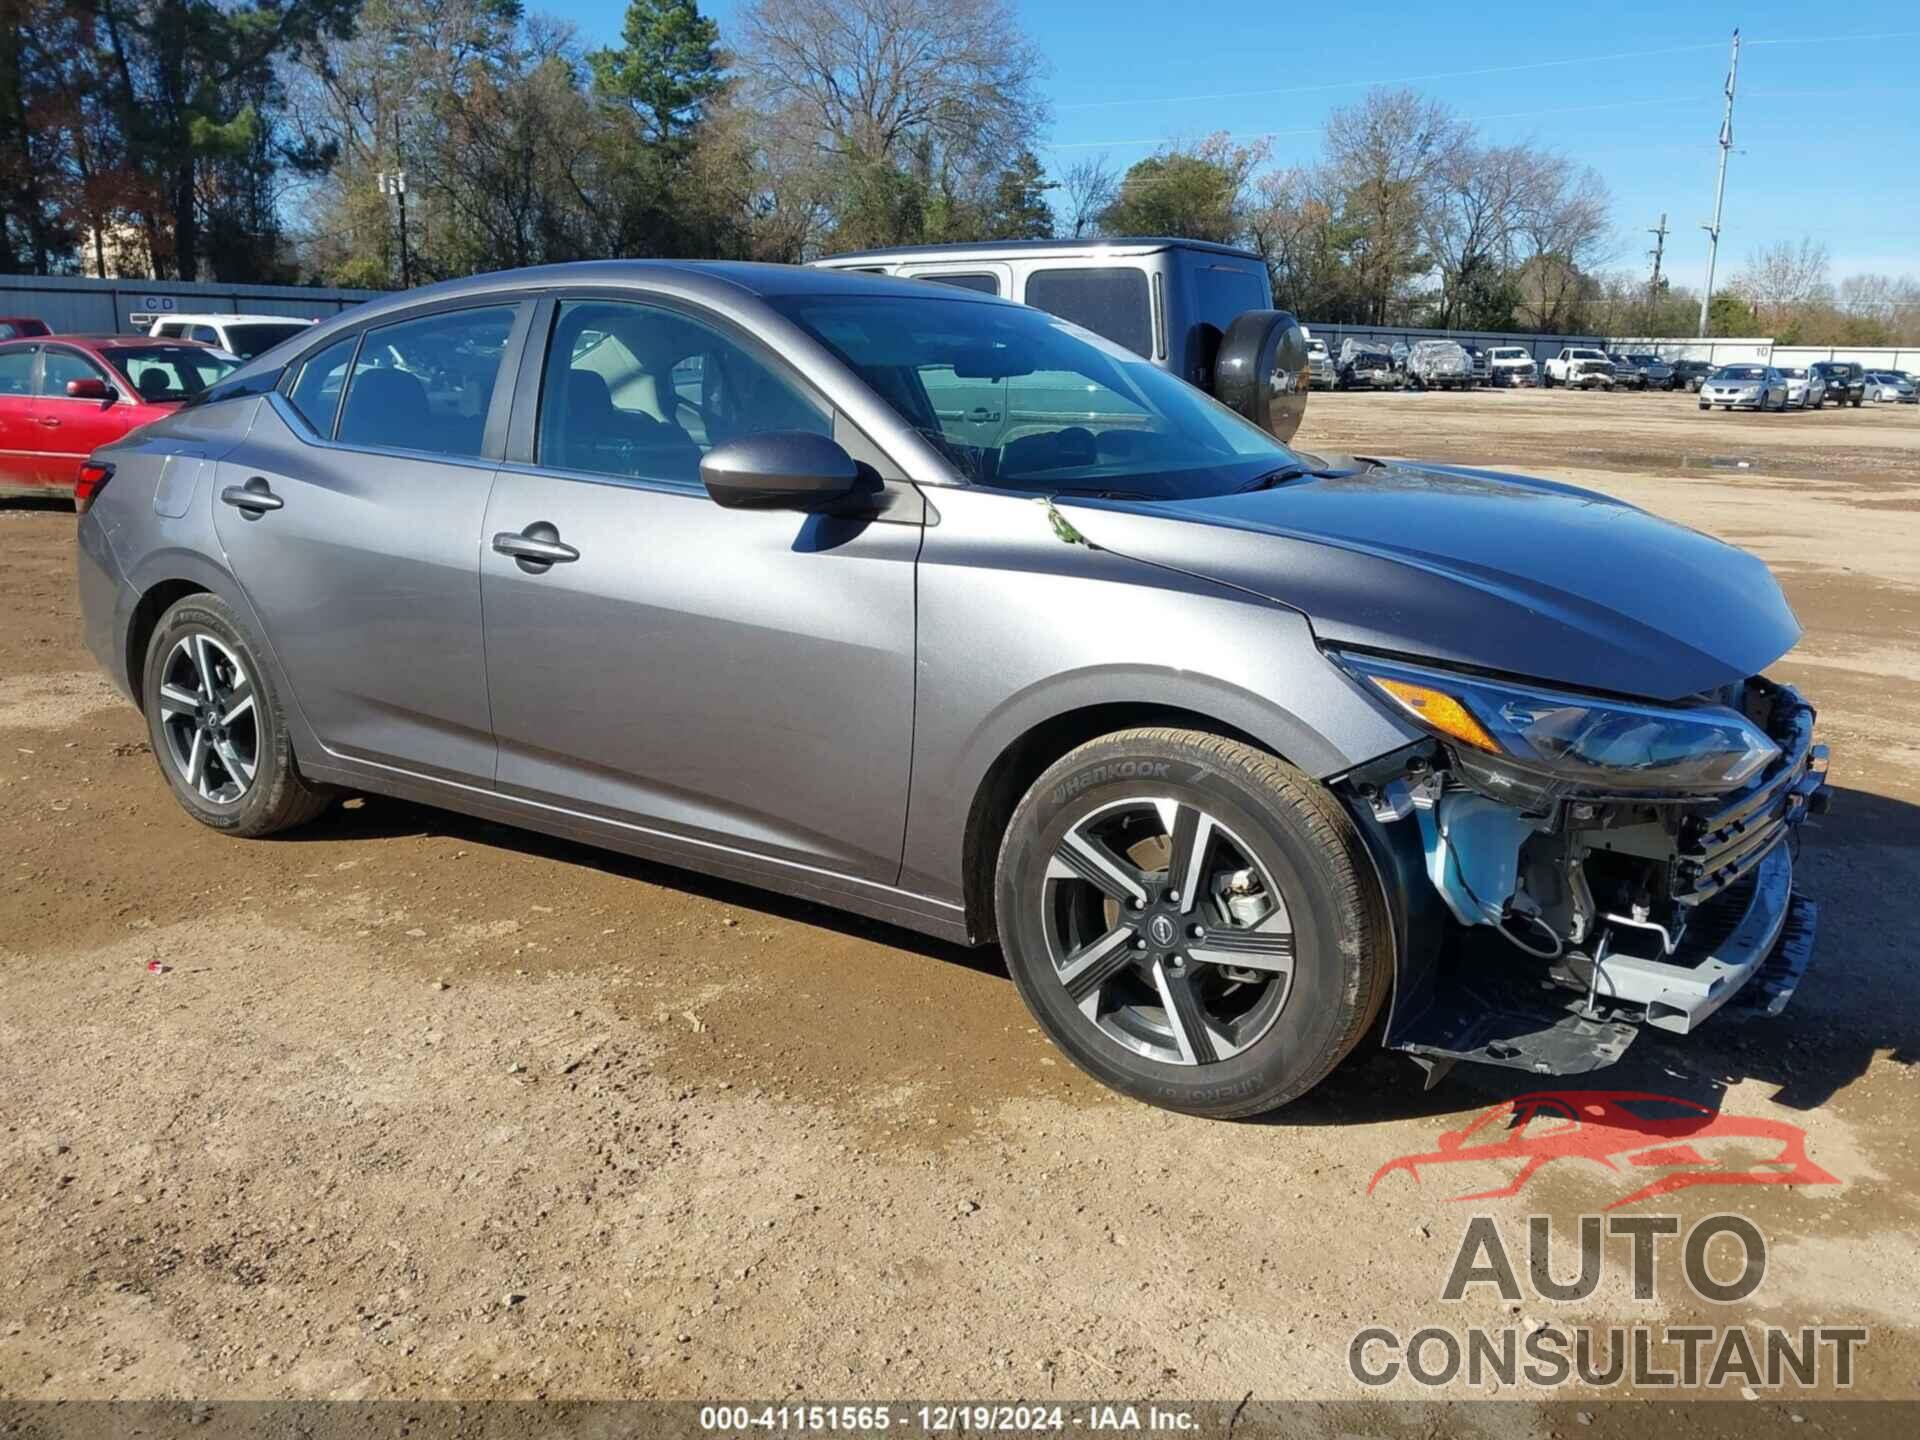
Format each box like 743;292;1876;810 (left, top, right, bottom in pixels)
209;260;1014;391
152;313;318;326
16;333;224;350
816;236;1266;264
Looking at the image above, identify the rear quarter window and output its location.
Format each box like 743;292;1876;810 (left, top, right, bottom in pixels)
1022;267;1152;359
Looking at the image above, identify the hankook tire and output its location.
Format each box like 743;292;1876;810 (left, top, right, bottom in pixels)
994;728;1390;1118
142;593;330;837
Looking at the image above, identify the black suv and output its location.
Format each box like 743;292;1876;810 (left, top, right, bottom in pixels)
1810;361;1865;408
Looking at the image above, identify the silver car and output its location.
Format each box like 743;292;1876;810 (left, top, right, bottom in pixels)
1864;370;1917;404
74;262;1830;1117
1779;367;1827;409
1698;364;1791;412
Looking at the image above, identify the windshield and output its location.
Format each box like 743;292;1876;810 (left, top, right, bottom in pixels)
770;293;1297;499
107;345;241;402
1491;348;1528;361
224;322;313;360
1782;368;1807;378
1715;366;1767;381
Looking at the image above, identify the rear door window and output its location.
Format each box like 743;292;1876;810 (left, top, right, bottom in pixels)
336;306;515;458
1192;263;1269;332
1023;267;1152;358
286;335;360;436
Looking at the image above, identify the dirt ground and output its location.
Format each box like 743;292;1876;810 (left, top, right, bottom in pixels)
1;388;1916;1415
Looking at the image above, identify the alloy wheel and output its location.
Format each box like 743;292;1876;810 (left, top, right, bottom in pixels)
157;632;259;805
1040;798;1295;1066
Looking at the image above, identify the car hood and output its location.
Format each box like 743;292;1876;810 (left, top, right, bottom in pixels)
1055;460;1801;702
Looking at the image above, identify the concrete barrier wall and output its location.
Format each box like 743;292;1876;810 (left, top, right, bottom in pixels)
1610;336;1920;371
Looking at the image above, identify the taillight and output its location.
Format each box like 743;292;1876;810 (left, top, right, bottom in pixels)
74;462;114;515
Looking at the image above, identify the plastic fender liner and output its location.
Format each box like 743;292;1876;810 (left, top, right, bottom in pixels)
1416;792;1538;928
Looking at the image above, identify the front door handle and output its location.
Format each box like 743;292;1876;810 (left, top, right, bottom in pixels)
493;522;579;569
967;406;999;422
221;478;283;513
37;415;60;429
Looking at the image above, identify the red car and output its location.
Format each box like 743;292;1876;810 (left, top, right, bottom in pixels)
1367;1090;1838;1210
0;334;238;501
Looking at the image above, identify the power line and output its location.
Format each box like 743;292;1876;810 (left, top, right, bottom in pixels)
1041;84;1920;153
1052;30;1920;115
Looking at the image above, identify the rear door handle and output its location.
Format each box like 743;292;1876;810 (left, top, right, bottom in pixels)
493;522;579;568
221;479;283;513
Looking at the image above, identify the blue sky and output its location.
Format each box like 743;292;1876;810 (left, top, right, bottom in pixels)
550;0;1919;287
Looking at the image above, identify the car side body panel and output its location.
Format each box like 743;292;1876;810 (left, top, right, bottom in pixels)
897;483;1420;913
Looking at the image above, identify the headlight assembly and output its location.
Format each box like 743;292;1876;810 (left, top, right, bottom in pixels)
1338;653;1780;793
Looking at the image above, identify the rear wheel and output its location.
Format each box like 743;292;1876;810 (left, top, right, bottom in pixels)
994;728;1389;1118
142;594;330;837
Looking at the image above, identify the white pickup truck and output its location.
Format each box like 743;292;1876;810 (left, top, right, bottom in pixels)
1543;346;1618;390
1485;345;1538;387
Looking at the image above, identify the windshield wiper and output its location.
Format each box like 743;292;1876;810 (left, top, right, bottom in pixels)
1235;464;1346;493
1045;485;1162;501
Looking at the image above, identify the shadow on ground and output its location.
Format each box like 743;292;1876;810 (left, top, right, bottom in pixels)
274;781;1915;1130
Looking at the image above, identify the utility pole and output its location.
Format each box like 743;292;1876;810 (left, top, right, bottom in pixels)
1698;30;1740;337
1648;212;1669;295
375;115;413;289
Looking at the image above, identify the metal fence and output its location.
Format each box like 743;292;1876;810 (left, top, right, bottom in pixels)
0;274;384;336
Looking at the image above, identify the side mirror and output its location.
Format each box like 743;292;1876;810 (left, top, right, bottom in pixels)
701;431;864;512
1212;310;1309;443
66;377;115;402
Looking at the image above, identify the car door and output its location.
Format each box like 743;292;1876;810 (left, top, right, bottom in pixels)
29;346;137;490
479;294;920;885
211;302;528;783
0;344;39;494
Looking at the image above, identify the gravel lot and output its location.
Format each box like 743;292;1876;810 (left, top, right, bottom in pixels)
1;388;1915;1413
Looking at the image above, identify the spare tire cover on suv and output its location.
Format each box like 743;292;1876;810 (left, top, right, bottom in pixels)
1211;310;1310;443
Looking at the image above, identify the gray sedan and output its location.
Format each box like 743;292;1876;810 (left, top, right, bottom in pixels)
73;261;1829;1117
1699;364;1791;411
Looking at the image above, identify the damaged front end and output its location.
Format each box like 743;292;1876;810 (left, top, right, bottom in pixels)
1332;654;1830;1082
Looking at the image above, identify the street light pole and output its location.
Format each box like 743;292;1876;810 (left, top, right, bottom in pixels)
1697;29;1740;338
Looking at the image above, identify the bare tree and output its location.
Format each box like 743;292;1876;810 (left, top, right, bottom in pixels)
1059;153;1117;238
1732;237;1832;333
732;0;1046;249
1510;156;1612;331
1320;87;1466;323
1423;142;1534;328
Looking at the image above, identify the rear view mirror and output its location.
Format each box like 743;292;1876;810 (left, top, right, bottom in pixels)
702;431;864;511
66;377;115;402
953;341;1033;380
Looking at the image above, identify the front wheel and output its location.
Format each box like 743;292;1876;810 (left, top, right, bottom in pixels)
142;593;331;837
994;728;1390;1118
